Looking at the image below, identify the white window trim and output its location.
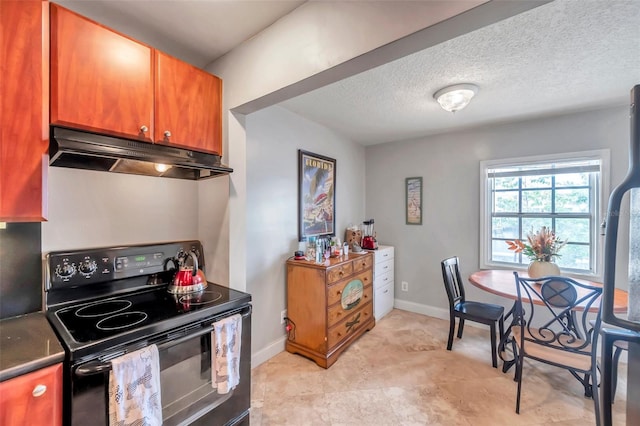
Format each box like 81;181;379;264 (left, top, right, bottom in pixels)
479;149;610;280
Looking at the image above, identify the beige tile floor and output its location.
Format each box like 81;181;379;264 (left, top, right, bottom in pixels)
250;309;628;426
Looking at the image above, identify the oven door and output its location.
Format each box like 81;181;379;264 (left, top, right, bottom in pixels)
69;305;251;426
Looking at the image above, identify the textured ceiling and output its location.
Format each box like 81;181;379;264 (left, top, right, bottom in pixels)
279;0;640;145
55;0;306;68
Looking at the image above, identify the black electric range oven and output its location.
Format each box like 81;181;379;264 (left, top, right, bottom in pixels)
44;241;252;426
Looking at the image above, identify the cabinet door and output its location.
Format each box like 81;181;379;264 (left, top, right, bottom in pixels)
50;4;153;140
155;51;222;155
0;364;62;426
0;0;48;222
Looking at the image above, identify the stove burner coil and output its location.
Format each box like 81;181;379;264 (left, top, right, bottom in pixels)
178;291;223;306
75;300;133;318
96;311;148;331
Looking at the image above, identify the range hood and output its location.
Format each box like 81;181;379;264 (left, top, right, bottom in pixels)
49;127;233;180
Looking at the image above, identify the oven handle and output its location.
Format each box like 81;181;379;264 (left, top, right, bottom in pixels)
74;304;251;377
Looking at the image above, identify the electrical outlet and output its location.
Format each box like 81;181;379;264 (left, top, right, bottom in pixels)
401;281;409;292
280;309;287;324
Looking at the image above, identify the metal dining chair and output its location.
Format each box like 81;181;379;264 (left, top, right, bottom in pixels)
511;272;602;416
440;257;505;368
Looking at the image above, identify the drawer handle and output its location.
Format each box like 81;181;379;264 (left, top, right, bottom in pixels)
337;290;342;295
32;385;47;397
363;278;368;282
384;289;389;294
164;130;172;138
140;125;148;133
339;271;344;276
384;254;388;257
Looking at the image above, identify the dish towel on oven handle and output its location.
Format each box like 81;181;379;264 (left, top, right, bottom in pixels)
212;313;242;394
108;344;162;426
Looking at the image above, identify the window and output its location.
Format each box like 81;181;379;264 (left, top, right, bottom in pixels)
480;150;609;277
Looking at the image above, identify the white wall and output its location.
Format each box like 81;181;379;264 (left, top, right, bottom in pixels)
245;105;366;364
42;168;198;252
365;106;631;315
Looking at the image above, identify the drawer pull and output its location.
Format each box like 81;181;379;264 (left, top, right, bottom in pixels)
337;290;342;295
339;271;344;276
384;289;389;294
32;385;47;397
384;253;389;257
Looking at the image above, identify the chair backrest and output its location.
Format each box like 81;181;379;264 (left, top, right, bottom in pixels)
513;272;603;355
441;257;465;309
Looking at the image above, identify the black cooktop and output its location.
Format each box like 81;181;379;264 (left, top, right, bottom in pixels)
47;282;251;360
54;283;241;343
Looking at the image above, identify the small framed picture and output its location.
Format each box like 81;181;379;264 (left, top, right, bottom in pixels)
298;150;336;241
406;177;422;225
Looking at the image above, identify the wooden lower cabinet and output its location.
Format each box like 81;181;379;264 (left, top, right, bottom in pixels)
0;363;62;426
286;253;375;368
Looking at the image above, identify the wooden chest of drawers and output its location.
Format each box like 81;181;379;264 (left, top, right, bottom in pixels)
285;252;375;368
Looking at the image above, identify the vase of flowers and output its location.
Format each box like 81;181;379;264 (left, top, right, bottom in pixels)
506;226;567;278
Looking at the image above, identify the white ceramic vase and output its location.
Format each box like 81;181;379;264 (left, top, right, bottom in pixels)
527;260;561;278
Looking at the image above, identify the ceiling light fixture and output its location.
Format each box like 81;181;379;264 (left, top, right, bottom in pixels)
433;83;479;113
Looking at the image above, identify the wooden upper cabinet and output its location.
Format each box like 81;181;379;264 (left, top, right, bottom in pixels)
49;3;153;141
155;51;222;155
0;0;49;222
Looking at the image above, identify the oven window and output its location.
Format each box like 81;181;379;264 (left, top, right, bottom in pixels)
160;332;231;424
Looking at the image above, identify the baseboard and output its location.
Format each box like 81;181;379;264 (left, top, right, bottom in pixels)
393;298;449;321
251;301;499;369
251;335;287;369
393;299;486;330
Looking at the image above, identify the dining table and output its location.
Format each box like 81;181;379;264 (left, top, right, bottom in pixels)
469;269;629;313
468;269;629;372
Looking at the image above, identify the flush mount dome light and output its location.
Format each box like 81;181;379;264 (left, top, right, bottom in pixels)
433;83;479;113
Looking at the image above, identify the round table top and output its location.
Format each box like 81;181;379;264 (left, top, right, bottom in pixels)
468;269;628;314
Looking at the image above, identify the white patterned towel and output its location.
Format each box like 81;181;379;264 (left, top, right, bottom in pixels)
108;345;162;426
212;313;242;394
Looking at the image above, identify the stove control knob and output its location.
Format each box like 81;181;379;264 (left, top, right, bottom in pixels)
78;259;98;277
55;262;76;280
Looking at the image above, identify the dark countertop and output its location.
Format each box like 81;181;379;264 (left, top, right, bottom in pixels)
0;312;65;382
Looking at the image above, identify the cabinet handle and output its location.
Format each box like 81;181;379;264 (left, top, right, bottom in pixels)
140;125;148;133
32;384;47;397
339;271;344;276
164;130;172;138
337;290;342;295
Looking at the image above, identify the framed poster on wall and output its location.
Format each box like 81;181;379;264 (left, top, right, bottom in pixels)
298;150;336;241
406;176;422;225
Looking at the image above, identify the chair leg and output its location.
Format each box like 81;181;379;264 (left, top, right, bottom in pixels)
490;322;497;368
612;346;623;400
515;351;523;414
457;319;465;338
447;315;455;350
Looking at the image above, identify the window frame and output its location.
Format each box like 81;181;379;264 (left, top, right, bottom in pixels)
479;149;610;279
